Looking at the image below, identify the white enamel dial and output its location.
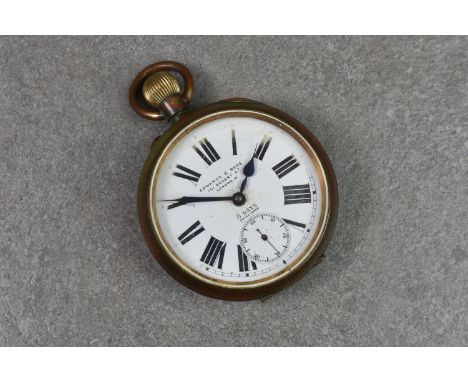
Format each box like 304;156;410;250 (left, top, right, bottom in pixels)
152;115;326;284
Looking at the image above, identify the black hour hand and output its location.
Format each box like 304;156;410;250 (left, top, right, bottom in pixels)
239;147;257;193
163;196;233;209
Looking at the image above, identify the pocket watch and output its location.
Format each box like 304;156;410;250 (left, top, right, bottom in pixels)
129;61;338;300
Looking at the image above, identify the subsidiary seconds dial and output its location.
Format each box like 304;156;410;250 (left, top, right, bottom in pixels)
240;213;291;263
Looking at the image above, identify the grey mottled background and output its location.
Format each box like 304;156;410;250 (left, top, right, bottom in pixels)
0;36;466;346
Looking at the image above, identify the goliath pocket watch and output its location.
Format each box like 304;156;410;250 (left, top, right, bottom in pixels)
129;61;338;300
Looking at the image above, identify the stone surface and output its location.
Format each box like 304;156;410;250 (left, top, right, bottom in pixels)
0;36;466;346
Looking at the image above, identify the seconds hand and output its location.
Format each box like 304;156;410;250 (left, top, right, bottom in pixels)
256;229;281;256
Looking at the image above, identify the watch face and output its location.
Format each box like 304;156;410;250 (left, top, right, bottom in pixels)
149;111;329;288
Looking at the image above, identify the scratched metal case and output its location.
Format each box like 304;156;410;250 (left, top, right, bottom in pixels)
130;62;338;301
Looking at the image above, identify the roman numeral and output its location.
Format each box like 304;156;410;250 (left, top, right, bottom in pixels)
237;245;257;273
272;155;300;179
172;164;201;183
200;237;226;269
178;220;205;245
231;129;237;155
253;135;272;160
283;218;306;229
193;138;221;165
283;184;312;205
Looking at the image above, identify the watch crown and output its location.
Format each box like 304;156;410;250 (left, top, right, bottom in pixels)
142;72;181;108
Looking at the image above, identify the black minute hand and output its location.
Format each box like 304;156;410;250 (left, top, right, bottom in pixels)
162;196;233;210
